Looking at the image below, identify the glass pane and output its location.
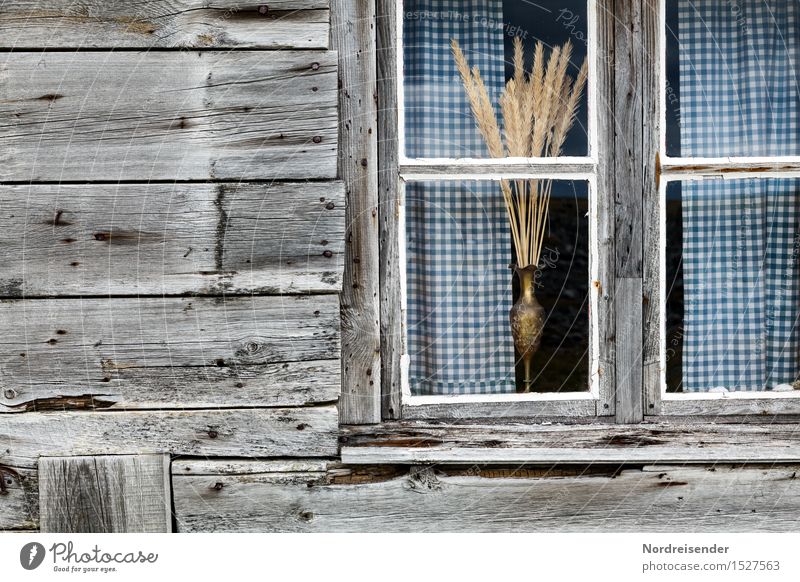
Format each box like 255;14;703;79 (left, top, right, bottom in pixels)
665;178;800;393
665;0;800;157
405;179;590;395
403;0;589;158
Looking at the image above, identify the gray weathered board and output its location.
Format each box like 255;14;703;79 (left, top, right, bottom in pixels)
0;296;340;412
1;1;330;49
0;51;337;181
39;454;171;533
172;461;800;532
0;182;344;296
0;407;338;469
0;463;38;531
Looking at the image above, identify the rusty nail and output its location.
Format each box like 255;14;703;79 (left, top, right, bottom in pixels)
311;62;320;71
360;158;368;167
322;250;333;258
258;5;269;15
325;202;335;210
212;482;224;490
312;136;322;143
208;429;219;439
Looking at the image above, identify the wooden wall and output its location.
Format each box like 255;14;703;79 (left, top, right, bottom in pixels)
0;1;342;532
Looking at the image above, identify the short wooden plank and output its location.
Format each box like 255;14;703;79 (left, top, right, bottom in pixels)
332;0;381;424
0;464;38;531
659;398;800;417
1;1;330;49
172;461;800;532
377;0;402;420
39;454;171;533
0;182;344;296
0;407;339;468
615;278;643;422
340;420;800;463
399;161;596;177
0;51;337;181
0;296;339;412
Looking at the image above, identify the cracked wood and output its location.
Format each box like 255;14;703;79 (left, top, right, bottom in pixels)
0;296;339;411
1;0;330;49
0;51;337;181
0;182;344;296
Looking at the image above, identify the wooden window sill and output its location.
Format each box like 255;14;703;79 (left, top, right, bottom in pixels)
340;420;800;464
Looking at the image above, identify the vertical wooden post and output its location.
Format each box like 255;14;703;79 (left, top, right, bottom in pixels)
332;0;382;424
613;0;645;423
376;0;402;420
38;454;172;533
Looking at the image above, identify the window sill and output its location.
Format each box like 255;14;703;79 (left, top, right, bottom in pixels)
340;420;800;465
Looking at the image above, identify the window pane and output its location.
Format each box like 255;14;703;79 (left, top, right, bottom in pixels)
405;179;590;395
665;179;800;393
403;0;589;158
665;0;800;157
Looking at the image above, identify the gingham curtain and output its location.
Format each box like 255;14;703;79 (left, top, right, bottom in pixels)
678;0;800;391
404;0;516;394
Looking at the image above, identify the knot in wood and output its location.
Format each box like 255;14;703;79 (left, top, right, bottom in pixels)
258;5;269;15
3;388;17;400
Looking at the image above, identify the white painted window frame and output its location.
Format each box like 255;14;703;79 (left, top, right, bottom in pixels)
394;0;609;418
652;0;800;416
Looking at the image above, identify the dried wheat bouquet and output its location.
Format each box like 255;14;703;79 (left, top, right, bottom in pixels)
451;37;587;269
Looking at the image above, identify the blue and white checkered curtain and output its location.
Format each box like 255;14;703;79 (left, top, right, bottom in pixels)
678;0;800;391
404;0;516;394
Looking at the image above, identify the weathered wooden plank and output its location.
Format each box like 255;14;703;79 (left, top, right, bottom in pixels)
0;464;38;530
39;454;171;533
642;0;662;415
172;461;800;532
615;278;643;422
0;407;339;468
596;0;616;415
340;421;800;463
0;296;339;412
399;161;596;176
0;51;337;181
332;0;381;424
0;182;344;297
1;1;330;49
377;0;402;420
402;400;599;420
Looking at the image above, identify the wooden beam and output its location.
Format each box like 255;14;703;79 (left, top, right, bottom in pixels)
0;296;339;412
0;1;331;49
376;0;402;421
1;407;339;468
39;454;171;533
0;182;345;297
340;420;800;464
0;51;337;181
332;0;381;424
0;463;37;531
172;460;800;532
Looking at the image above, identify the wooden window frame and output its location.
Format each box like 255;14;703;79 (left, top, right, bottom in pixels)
643;0;800;418
340;0;800;465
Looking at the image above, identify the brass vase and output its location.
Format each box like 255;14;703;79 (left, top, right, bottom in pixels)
510;265;546;393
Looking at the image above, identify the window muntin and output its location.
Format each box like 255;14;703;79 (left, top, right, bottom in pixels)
657;0;800;408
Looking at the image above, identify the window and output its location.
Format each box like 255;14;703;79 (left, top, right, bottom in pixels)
394;0;614;418
648;0;800;415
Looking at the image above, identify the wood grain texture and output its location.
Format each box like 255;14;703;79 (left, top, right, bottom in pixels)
39;454;171;532
341;420;800;463
376;0;401;420
0;51;337;181
615;278;643;423
0;407;339;468
0;182;344;297
595;0;616;415
402;399;598;420
173;461;800;532
1;1;330;49
0;296;339;412
0;463;38;530
332;0;381;424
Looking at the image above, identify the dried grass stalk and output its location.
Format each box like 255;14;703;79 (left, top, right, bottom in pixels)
452;38;588;269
